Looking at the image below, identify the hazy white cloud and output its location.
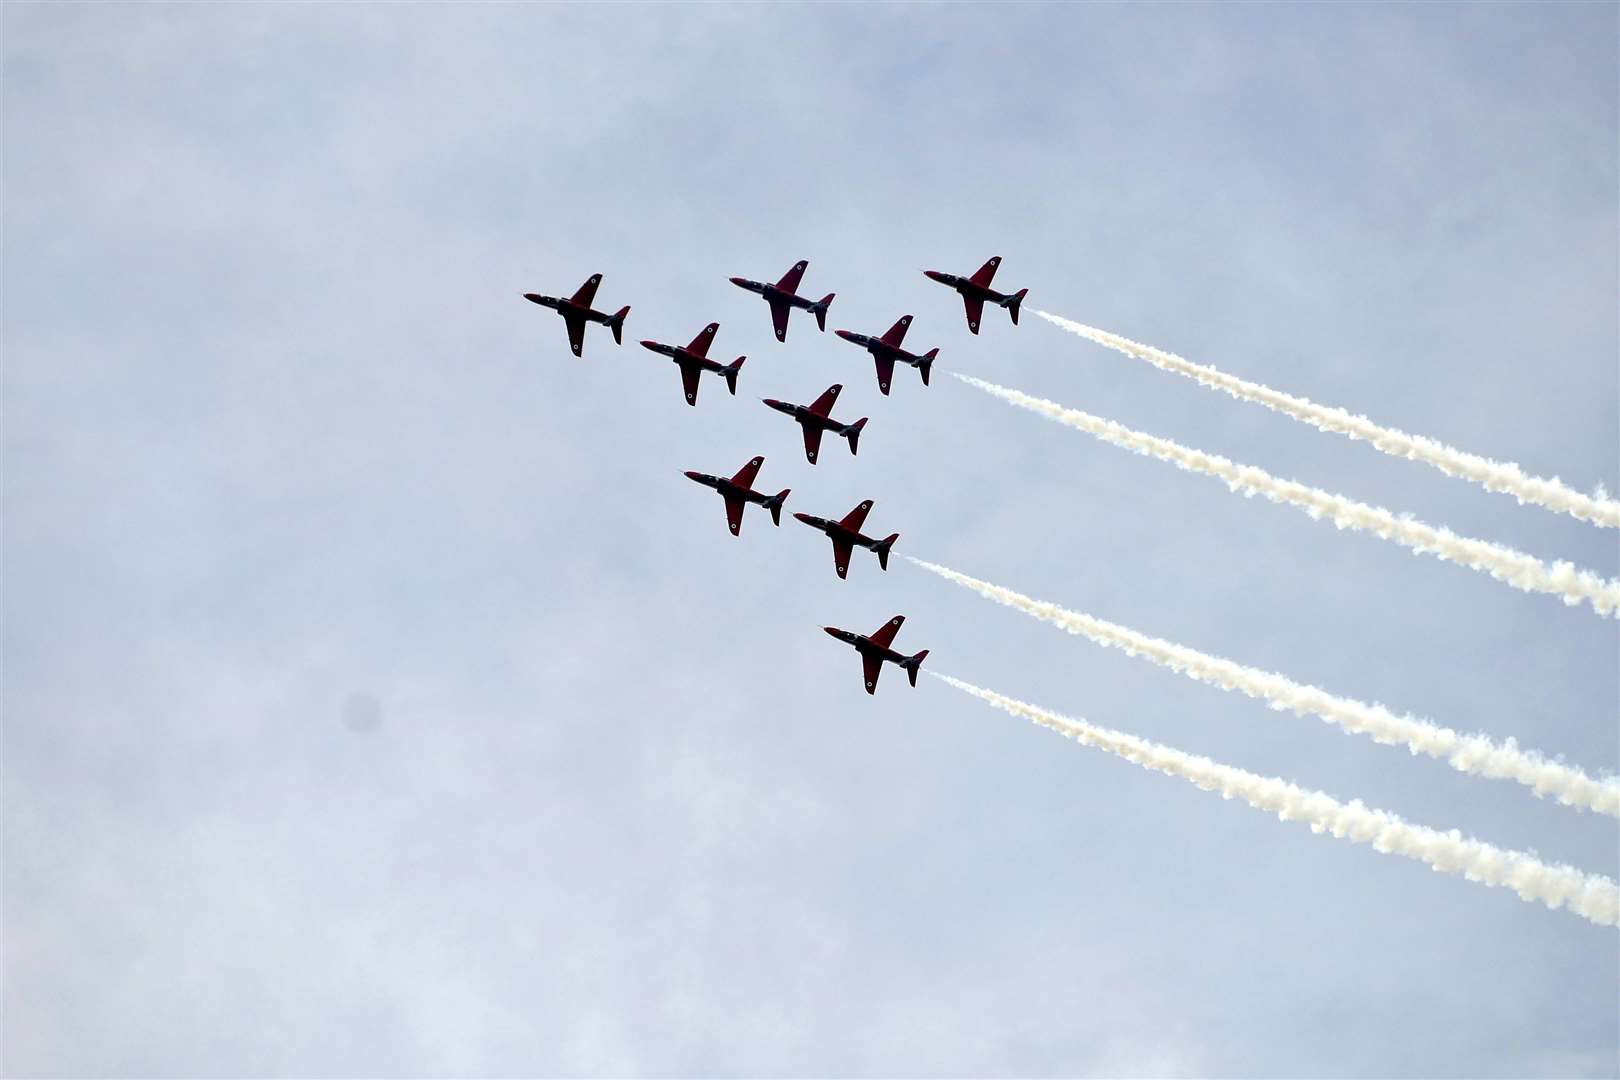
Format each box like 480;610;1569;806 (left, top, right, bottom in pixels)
4;3;1615;1077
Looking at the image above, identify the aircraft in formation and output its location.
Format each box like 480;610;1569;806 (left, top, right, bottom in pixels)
523;274;631;357
834;314;938;395
730;260;836;343
823;615;930;695
924;256;1028;334
683;455;791;537
526;256;1025;691
762;384;868;464
794;499;899;579
639;323;746;406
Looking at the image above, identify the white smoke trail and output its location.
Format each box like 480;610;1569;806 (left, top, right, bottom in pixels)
1035;310;1620;529
953;373;1620;617
934;673;1620;928
910;558;1620;817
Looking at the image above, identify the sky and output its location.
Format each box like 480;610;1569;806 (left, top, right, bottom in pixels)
4;4;1617;1077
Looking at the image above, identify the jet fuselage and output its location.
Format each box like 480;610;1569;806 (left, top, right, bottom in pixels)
729;277;819;311
823;627;911;669
794;513;881;552
684;470;726;493
834;330;931;368
923;270;1018;305
524;293;615;325
641;340;734;375
763;398;853;434
684;470;785;514
642;340;694;362
685;471;759;502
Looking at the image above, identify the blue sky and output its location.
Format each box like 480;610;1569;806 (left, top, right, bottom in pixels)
5;4;1616;1076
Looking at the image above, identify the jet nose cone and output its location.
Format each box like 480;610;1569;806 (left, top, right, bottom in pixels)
683;471;702;481
834;329;854;340
792;512;812;524
639;340;657;349
729;277;746;286
822;627;841;638
522;293;543;304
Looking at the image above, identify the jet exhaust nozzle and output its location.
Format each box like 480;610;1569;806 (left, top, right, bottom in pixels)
904;649;929;687
1004;287;1028;325
919;348;937;386
767;489;790;526
875;533;899;571
813;293;835;332
845;417;868;456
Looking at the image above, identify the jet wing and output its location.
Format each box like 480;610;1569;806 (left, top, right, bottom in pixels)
807;383;842;417
962;295;985;335
969;256;1000;288
879;314;912;348
769;297;792;342
570;273;602;307
563;311;588;357
869;614;905;649
678;359;703;406
831;536;855;579
729;455;764;489
801;423;825;464
861;651;883;694
873;354;896;396
724;493;746;536
839;499;874;533
775;259;808;294
686;322;719;358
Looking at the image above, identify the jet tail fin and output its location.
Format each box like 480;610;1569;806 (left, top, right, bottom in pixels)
902;649;929;687
812;293;835;332
845;417;868;456
919;348;938;386
1003;288;1028;325
875;533;899;571
724;357;745;396
608;306;630;344
766;488;791;527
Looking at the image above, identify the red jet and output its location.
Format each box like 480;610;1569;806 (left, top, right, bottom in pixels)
823;615;929;694
762;384;867;464
523;273;631;357
640;323;745;406
794;500;899;579
730;260;836;342
684;455;790;537
924;256;1028;334
834;314;938;395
